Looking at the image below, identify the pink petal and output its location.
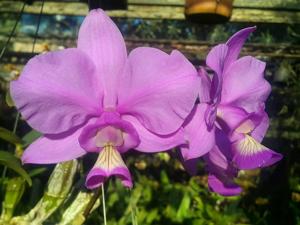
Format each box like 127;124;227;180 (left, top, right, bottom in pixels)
225;27;256;68
123;115;185;152
217;105;250;134
118;47;198;135
181;104;215;160
10;48;102;134
22;127;86;164
79;112;140;153
198;67;211;103
180;155;199;176
232;134;283;170
78;9;127;108
85;146;132;189
251;110;269;142
221;56;271;112
208;174;242;196
206;44;228;76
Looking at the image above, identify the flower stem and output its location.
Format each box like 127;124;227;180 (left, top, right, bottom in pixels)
101;184;107;225
129;189;138;225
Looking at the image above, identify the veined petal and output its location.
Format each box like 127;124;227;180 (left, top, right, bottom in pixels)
85;145;132;189
206;44;227;105
217;105;250;134
10;48;102;134
224;27;256;68
198;67;211;103
78;9;127;107
118;47;198;135
221;56;271;112
208;174;242;196
123;115;185;152
181;104;215;160
206;44;228;76
232;134;283;170
22;127;86;164
79;112;139;153
251;110;269;142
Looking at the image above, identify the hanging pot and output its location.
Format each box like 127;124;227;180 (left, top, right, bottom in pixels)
185;0;233;23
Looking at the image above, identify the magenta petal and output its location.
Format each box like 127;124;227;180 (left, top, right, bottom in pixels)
22;127;86;164
217;105;250;134
180;152;199;176
221;56;271;112
85;145;132;189
206;44;228;75
10;48;102;134
78;9;127;107
123;115;185;152
181;104;215;160
225;27;256;68
86;167;132;189
118;47;198;135
79;112;140;153
208;174;242;196
232;135;283;170
198;67;211;103
251;110;269;142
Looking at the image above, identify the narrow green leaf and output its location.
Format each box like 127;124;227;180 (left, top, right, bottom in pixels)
28;167;47;177
5;90;14;107
0;127;22;145
0;150;32;186
22;130;41;147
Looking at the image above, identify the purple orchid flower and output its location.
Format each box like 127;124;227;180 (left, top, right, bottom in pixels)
181;27;282;196
11;9;199;189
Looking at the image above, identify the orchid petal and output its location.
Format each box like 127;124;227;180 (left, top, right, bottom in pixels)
208;174;242;196
78;9;127;107
206;44;227;104
198;67;211;103
118;47;198;135
181;104;215;160
232;134;283;170
221;56;271;112
22;127;86;164
206;44;228;76
225;26;256;68
79;112;139;153
123;115;185;152
180;154;199;176
85;146;132;189
217;105;250;134
251;110;269;142
10;49;102;134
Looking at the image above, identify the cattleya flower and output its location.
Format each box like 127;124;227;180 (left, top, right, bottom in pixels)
11;9;199;189
181;27;282;195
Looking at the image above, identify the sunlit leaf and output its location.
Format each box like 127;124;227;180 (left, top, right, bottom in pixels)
0;150;32;186
0;127;22;145
5;89;14;107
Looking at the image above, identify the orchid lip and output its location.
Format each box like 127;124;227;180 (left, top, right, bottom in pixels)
85;143;133;189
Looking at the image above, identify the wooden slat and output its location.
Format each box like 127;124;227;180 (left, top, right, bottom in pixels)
0;1;299;24
0;35;299;66
129;0;300;10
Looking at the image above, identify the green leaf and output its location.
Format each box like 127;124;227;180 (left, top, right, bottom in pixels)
0;127;22;145
22;130;41;147
5;90;14;107
0;150;32;186
28;167;47;177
